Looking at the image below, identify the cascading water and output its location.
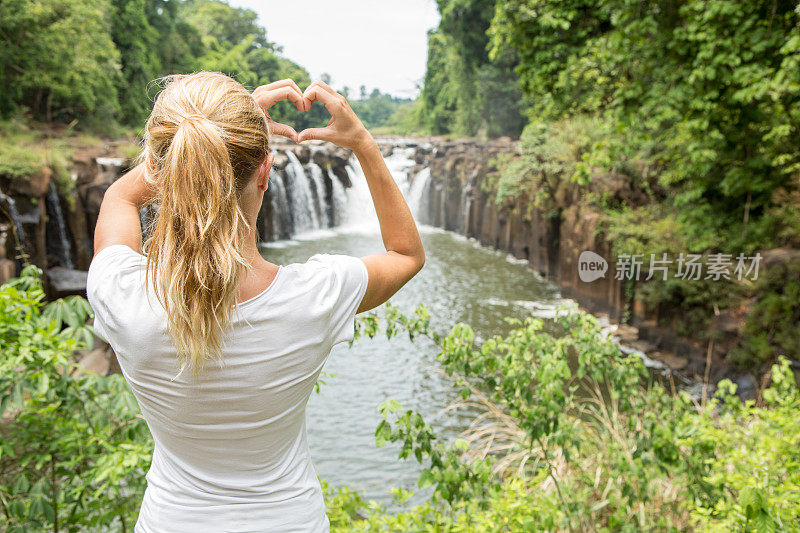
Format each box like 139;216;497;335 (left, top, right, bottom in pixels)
263;145;428;242
307;163;329;228
46;183;74;269
0;190;28;255
383;147;417;197
407;167;431;219
328;169;347;227
284;151;321;234
268;169;293;240
342;163;376;230
339;148;420;230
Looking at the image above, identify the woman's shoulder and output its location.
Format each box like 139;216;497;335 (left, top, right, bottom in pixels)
85;244;151;344
276;253;368;346
86;245;147;303
284;253;367;283
275;253;368;303
89;244;146;270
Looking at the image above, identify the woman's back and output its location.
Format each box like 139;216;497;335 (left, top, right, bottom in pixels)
89;73;424;531
87;244;368;532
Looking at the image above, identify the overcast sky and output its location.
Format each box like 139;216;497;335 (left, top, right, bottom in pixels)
229;0;440;98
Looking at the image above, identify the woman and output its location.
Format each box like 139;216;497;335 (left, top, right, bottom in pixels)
86;72;424;532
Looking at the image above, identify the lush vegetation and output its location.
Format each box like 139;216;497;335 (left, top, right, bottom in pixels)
0;267;152;531
418;0;527;138
419;0;800;369
3;2;798;530
2;270;797;531
0;0;407;134
327;303;800;531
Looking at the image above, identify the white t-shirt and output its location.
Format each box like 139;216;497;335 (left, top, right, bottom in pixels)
86;244;369;533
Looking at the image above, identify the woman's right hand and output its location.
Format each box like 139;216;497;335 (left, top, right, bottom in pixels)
297;81;375;154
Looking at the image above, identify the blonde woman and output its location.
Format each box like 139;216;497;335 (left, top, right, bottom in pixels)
86;72;424;532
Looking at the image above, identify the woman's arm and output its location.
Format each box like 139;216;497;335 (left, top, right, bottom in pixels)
93;163;154;257
296;81;425;313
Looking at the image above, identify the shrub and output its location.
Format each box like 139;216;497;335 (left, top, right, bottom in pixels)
0;266;152;532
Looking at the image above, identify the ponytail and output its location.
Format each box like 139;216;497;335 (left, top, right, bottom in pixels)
140;73;270;375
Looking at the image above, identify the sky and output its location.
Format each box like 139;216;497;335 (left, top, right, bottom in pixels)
229;0;441;98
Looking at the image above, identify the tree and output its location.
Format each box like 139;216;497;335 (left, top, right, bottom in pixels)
0;0;121;122
419;0;525;138
112;0;162;124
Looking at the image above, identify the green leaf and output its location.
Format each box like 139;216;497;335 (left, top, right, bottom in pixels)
418;469;435;488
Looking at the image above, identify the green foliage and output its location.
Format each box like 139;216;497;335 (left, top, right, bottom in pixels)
0;144;44;181
419;0;526;138
686;358;800;531
731;255;800;366
111;0;162;124
349;88;411;131
475;0;800;365
0;0;330;131
372;99;427;137
333;303;800;531
605;205;748;337
0;118;89;197
493;117;595;207
0;266;152;531
0;0;122;122
490;0;800;250
182;0;268;49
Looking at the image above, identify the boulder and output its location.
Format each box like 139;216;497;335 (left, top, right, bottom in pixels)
77;347;111;376
0;259;15;285
649;351;688;371
2;166;52;197
47;267;88;298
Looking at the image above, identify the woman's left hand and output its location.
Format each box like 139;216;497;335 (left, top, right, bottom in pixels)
252;79;309;142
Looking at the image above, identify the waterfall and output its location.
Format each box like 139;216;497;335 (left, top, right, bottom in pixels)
284;151;320;233
307;163;329;228
0;190;28;254
342;162;376;229
46;183;74;269
340;148;420;230
268;169;293;240
407;167;431;218
262;144;431;241
328;169;347;227
384;147;416;197
460;183;470;235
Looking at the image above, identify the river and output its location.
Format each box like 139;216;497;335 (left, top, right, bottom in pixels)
258;148;565;505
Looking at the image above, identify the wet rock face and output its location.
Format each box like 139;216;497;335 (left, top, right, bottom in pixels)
47;267;88;299
419;139;626;321
1;167;53;198
413;137;775;380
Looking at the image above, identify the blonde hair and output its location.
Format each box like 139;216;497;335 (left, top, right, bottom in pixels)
139;72;270;375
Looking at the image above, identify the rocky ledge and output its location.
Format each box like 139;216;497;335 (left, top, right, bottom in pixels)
402;136;799;396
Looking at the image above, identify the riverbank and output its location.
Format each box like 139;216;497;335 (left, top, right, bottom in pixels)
1;128;796;393
389;136;799;396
